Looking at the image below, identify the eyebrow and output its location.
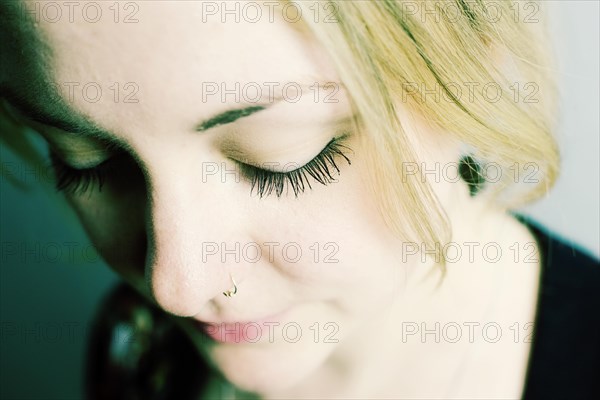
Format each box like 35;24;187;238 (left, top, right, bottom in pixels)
196;106;267;132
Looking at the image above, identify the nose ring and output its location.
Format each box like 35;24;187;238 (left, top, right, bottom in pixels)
222;274;238;297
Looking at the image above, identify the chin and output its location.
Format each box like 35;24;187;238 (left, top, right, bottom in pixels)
209;339;337;394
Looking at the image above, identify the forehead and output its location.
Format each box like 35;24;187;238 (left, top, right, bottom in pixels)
3;0;339;140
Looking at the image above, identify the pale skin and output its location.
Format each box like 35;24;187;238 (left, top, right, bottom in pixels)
1;1;542;398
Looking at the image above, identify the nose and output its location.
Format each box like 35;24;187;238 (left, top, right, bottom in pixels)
143;163;246;317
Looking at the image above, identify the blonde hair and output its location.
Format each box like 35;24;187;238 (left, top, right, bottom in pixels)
294;0;560;266
1;0;559;268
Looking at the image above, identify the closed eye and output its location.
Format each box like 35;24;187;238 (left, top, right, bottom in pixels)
48;136;353;198
234;136;353;198
49;150;128;195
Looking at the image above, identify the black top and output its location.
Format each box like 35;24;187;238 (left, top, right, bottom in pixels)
517;215;600;399
85;216;600;400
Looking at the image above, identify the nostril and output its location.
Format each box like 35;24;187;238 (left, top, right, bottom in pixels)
144;256;237;318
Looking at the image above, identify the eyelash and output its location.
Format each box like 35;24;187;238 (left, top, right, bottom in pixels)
49;138;353;197
237;138;352;198
49;153;114;195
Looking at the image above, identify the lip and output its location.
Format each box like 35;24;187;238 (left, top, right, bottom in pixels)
193;310;290;344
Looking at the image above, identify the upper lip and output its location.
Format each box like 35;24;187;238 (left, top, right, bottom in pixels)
192;310;288;326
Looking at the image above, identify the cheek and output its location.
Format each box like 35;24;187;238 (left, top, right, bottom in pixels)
64;137;404;320
248;151;405;314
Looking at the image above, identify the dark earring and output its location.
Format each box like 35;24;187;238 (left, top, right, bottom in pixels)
458;155;485;196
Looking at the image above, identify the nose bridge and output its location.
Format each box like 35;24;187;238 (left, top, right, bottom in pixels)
144;168;234;317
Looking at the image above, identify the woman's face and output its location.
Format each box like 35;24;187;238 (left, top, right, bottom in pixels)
2;1;440;394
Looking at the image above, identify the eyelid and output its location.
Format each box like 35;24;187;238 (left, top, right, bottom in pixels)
49;150;133;195
232;134;351;173
51;149;114;170
52;154;112;172
47;145;114;169
26;123;121;169
233;135;353;198
49;144;126;171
